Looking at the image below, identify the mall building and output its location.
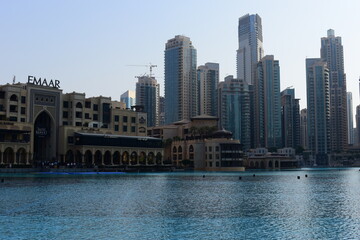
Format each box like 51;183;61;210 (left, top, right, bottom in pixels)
0;77;163;168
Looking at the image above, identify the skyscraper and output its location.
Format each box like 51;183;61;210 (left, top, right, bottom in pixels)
120;90;135;109
320;29;347;152
135;76;160;127
300;108;308;149
236;13;264;85
347;92;354;145
254;55;282;148
164;35;197;124
197;62;219;117
281;88;300;148
218;75;251;150
306;58;330;165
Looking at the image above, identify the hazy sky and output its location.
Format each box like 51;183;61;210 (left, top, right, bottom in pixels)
1;0;360;115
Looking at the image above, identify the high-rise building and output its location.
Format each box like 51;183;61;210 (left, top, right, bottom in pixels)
281;88;300;148
218;75;251;150
356;105;360;146
236;13;264;85
254;55;282;148
120;90;135;109
197;62;219;117
300;108;308;149
320;29;347;152
136;76;160;127
164;35;197;124
159;96;165;126
347;92;354;145
306;58;330;165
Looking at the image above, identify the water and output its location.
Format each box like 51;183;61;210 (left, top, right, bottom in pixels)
0;169;360;239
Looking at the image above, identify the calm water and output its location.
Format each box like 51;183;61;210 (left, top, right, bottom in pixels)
0;169;360;240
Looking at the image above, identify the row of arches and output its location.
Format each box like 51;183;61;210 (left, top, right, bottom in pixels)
0;147;29;165
65;149;163;167
248;159;280;169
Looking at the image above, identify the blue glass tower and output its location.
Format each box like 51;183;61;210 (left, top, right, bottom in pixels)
306;58;330;165
255;55;282;148
165;35;197;124
218;76;251;150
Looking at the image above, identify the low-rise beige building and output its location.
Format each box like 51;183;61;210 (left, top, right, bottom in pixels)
0;79;163;167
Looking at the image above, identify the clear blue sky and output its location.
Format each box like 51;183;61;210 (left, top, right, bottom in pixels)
1;0;360;116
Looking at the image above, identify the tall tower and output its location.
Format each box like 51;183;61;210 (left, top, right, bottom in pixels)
255;55;282;148
300;108;308;149
306;58;330;165
164;35;197;124
197;62;219;117
218;75;251;150
120;90;135;109
281;88;300;148
236;14;264;85
135;76;160;127
347;92;354;145
320;29;347;152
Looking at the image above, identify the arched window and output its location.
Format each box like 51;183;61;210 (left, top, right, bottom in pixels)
173;146;177;153
10;94;18;101
76;102;83;108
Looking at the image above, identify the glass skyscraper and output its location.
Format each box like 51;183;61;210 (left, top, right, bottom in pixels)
135;76;159;127
306;58;330;165
218;75;251;150
320;29;347;152
236;13;264;85
281;88;300;148
197;62;219;117
164;35;197;124
255;55;282;148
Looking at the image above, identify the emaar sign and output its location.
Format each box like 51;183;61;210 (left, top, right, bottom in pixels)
28;75;60;88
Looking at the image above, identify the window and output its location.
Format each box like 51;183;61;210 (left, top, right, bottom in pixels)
131;126;136;132
63;111;68;118
123;126;128;132
114;115;119;122
93;104;98;111
21;118;25;122
76;122;82;126
21;96;26;104
209;146;212;152
21;107;26;114
123;116;128;122
10;105;17;112
0;105;3;111
0;91;4;99
216;162;219;167
93;114;98;121
209;162;212;167
9;116;17;121
67;136;74;144
216;154;219;159
205;147;207;152
115;125;119;131
76;102;83;108
75;111;82;118
131;117;136;123
63;101;69;108
216;146;219;152
85;113;90;119
209;154;212;160
63;121;68;126
85;101;91;108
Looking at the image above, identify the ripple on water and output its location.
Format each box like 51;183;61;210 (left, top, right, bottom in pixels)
0;169;359;239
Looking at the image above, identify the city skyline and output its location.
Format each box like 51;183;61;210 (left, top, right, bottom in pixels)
1;1;360;119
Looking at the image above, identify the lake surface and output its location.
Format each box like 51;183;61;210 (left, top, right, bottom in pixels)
0;169;359;239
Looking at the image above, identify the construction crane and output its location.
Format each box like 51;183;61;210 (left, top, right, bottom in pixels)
126;63;157;77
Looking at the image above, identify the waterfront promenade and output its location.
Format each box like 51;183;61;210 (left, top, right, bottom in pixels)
0;169;359;239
